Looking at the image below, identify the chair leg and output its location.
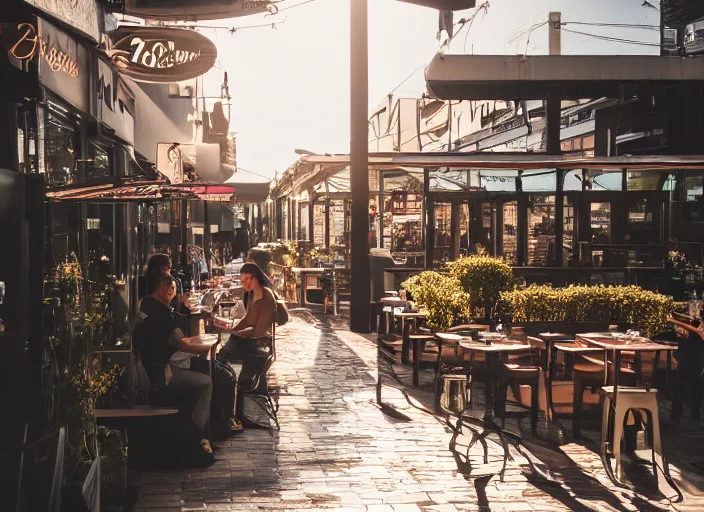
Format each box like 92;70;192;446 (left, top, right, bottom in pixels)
530;378;539;434
573;376;585;440
612;401;628;481
496;381;509;429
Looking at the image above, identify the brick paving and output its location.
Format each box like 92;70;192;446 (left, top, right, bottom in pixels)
134;311;704;511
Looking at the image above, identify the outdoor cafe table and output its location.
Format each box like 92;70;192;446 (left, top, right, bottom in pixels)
395;311;427;364
575;333;678;397
435;334;531;419
291;267;326;306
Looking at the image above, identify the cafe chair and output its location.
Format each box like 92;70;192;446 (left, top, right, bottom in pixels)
494;354;541;434
238;323;279;430
571;351;637;439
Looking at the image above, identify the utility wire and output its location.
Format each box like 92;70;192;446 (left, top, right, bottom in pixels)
234;166;274;181
562;28;661;47
268;0;321;15
181;19;287;32
563;21;659;30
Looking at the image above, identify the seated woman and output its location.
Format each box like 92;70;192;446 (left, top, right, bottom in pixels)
213;263;276;420
137;273;215;455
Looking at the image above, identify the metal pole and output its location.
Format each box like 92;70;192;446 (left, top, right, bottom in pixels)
204;202;211;276
350;0;370;332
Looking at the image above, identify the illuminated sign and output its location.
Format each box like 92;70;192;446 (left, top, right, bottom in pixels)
8;23;79;77
104;27;217;83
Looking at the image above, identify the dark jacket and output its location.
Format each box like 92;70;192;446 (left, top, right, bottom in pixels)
137;296;183;388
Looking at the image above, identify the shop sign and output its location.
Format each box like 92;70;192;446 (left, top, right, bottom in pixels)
2;19;89;112
103;27;217;83
123;0;275;20
24;0;101;42
7;22;80;77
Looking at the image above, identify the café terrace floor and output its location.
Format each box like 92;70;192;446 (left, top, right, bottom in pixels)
133;310;704;511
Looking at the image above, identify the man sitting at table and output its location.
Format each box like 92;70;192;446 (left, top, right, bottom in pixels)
136;273;215;456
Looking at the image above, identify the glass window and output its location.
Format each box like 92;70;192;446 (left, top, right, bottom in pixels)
626;170;663;191
478;170;517;192
590;202;611;243
313;202;325;248
684;172;704;221
563;197;575;266
459;203;470;255
45;114;78;186
502;201;518;265
329;200;345;247
86;142;111;179
586;170;622;191
526;195;556;267
564;170;584;191
300;203;309;241
628;198;651;225
522;170;556;192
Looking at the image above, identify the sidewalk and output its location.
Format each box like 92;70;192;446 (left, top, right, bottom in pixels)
134;311;704;511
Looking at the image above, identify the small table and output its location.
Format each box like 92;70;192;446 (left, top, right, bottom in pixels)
576;333;677;397
291;267;326;306
379;297;407;336
396;312;427;364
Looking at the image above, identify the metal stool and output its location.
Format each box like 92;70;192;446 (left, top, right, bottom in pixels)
600;386;664;483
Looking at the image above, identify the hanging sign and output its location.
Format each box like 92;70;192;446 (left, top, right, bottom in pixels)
104;27;217;83
122;0;276;20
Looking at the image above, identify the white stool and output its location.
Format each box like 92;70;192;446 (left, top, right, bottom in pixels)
600;386;662;482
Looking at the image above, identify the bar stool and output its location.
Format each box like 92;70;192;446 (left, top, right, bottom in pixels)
600;386;662;483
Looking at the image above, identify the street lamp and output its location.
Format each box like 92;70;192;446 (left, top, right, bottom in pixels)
349;0;477;333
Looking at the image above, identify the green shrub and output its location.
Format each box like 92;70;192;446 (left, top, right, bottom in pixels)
447;256;514;320
497;284;674;337
402;271;471;330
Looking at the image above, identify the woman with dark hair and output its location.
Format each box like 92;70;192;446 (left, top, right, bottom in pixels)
140;253;192;332
213;263;276;421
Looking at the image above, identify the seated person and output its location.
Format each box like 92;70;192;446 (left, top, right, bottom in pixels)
213;263;276;420
137;273;215;455
139;253;193;334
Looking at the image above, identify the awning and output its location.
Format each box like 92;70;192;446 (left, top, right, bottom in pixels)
425;54;704;100
45;179;236;202
299;152;704;171
223;164;270;204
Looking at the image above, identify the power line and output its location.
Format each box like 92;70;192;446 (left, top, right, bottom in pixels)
268;0;321;15
183;19;287;33
234;166;273;181
562;27;660;47
563;21;659;31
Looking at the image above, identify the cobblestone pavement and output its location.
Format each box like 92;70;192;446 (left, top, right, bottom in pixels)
134;311;704;511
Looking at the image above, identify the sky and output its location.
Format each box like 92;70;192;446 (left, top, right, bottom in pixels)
199;0;661;178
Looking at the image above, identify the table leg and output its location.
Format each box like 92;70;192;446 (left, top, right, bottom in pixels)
401;321;412;365
485;353;497;420
299;273;305;306
413;336;421;386
666;351;672;394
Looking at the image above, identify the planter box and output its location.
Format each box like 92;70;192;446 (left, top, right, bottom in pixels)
512;321;630;337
